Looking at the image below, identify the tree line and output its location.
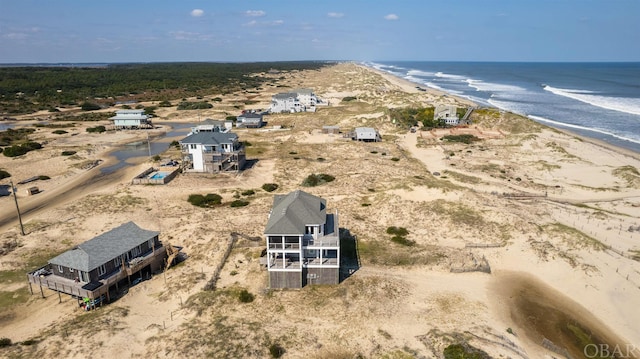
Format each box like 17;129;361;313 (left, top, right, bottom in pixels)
0;61;330;115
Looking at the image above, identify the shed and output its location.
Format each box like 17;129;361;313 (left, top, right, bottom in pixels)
352;127;381;142
322;125;340;134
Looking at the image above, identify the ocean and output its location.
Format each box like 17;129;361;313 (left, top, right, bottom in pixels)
367;61;640;154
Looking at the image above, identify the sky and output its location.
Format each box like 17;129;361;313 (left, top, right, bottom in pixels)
1;0;639;63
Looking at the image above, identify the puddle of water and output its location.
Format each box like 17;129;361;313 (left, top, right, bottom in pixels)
0;123;16;131
99;122;196;174
494;273;637;359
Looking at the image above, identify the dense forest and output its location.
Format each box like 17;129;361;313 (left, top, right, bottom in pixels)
0;62;330;115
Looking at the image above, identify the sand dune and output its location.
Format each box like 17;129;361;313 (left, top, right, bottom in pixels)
0;63;639;358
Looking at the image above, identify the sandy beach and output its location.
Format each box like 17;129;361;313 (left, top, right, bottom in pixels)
0;62;639;358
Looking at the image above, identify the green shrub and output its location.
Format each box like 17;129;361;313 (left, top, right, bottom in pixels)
226;116;237;122
241;189;255;196
269;343;285;358
152;155;162;162
342;96;357;102
302;174;320;187
319;174;334;182
38;175;50;180
0;170;10;179
238;289;254;303
302;173;335;187
443;343;491;359
386;226;409;236
0;337;11;347
80;102;101;111
61;150;77;156
391;157;400;162
262;183;279;192
52;130;68;135
0;148;3;154
213;97;223;102
441;134;481;144
158;100;172;107
188;193;222;208
390;236;415;246
86;126;106;133
230;200;249;207
20;339;38;346
177;101;213;110
2;141;43;157
169;140;180;150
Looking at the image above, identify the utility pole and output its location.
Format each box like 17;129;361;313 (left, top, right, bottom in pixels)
147;132;151;158
9;180;25;236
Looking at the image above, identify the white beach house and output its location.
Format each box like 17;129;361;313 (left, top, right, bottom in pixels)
110;109;152;129
179;131;245;173
434;105;460;126
269;88;322;113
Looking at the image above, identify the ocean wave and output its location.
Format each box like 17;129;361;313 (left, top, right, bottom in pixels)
407;69;436;77
403;75;465;95
487;98;528;114
528;115;640;145
544;85;640;116
435;71;466;80
467;79;526;93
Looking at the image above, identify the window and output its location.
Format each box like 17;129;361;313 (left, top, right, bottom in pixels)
190;144;196;149
98;264;106;276
114;256;121;268
148;238;154;249
69;268;74;273
58;265;63;273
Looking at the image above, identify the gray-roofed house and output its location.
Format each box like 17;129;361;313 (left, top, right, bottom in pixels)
27;222;172;301
179;131;246;173
236;112;264;128
264;190;340;288
110;109;153;129
351;127;381;142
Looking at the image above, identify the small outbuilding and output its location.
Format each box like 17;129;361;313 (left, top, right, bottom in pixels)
351;127;381;142
236;112;264;128
322;125;340;134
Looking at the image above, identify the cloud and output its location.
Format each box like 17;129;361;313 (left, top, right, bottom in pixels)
170;31;200;40
384;14;399;21
244;20;258;27
245;10;266;17
328;12;344;18
191;9;204;17
270;20;284;26
4;33;28;40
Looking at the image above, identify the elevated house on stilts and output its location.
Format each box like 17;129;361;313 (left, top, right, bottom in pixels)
27;222;180;307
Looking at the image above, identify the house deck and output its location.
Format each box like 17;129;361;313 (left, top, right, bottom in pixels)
28;245;172;300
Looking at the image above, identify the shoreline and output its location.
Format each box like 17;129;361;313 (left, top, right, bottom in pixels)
361;62;640;162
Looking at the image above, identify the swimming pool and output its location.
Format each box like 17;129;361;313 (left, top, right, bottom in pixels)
149;172;169;180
